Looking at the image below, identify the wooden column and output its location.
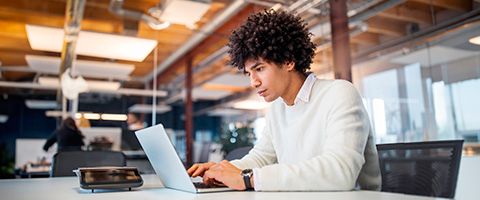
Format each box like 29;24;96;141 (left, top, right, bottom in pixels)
329;0;352;82
185;57;194;166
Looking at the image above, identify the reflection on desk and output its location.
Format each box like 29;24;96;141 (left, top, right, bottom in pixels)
0;174;448;200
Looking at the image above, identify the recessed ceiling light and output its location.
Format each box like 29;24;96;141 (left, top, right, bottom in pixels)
25;100;58;109
128;104;172;114
0;115;8;123
155;0;210;28
25;55;134;80
26;25;157;62
101;114;128;121
38;77;120;91
232;100;270;110
469;36;480;45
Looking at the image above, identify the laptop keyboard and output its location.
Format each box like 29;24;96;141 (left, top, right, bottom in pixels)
193;182;226;189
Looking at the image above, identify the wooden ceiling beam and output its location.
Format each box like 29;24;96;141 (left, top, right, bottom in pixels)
350;32;380;45
378;5;432;25
366;18;406;37
409;0;472;12
0;7;123;33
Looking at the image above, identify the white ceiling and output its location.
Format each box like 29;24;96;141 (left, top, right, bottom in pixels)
391;45;477;67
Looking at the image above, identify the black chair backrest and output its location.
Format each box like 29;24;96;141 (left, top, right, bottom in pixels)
51;151;126;177
376;140;463;198
225;146;253;161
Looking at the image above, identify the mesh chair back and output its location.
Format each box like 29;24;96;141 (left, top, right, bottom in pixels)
225;146;252;161
376;140;463;198
51;151;126;177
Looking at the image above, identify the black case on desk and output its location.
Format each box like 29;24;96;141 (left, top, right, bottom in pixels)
74;167;143;193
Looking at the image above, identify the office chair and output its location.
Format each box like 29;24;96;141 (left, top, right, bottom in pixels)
51;151;126;177
376;140;463;198
225;146;253;161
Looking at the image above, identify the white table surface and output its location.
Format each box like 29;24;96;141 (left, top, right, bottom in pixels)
0;174;448;200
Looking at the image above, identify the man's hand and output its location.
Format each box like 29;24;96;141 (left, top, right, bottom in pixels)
187;162;217;178
203;160;248;190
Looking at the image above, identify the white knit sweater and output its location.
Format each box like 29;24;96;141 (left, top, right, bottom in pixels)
231;76;382;191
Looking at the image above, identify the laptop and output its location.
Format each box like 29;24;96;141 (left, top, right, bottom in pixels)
135;124;233;193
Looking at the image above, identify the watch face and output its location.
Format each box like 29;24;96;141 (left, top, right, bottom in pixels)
242;169;253;175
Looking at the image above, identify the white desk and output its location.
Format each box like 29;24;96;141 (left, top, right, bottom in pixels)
0;174;448;200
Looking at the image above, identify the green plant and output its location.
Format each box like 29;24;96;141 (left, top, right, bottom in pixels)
0;143;15;179
218;122;256;155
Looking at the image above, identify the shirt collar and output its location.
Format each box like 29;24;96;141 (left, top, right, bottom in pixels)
294;73;317;104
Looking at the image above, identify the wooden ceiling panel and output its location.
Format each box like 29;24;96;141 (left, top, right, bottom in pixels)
350;32;380;46
378;5;432;25
409;0;472;12
366;17;407;37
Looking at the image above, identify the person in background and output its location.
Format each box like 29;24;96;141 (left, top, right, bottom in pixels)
127;113;144;131
121;113;144;150
187;10;381;191
43;117;84;152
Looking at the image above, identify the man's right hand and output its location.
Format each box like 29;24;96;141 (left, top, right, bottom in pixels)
187;162;217;177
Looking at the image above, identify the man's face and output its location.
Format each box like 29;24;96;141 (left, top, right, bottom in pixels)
244;58;293;102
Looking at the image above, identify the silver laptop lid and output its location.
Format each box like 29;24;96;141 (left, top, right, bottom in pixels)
135;124;196;193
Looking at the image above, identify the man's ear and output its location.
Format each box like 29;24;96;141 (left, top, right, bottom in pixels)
285;62;295;72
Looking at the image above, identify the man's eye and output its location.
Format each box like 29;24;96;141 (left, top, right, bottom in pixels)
256;67;263;72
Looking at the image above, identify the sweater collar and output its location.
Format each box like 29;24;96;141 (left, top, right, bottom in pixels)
294;73;317;104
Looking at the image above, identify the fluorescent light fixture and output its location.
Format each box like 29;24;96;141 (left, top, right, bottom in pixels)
101;114;128;121
25;100;58;109
83;113;100;120
38;77;120;91
469;35;480;45
25;55;134;80
158;0;210;28
46;111;125;121
206;73;251;87
190;88;232;100
232;100;270;110
0;115;8;123
207;108;244;117
86;80;120;91
26;25;157;62
129;104;171;114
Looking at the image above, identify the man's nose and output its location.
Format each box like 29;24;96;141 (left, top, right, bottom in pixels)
250;77;260;88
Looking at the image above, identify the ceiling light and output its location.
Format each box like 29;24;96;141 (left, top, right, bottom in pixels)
25;55;134;80
156;0;210;28
0;115;8;123
101;114;128;121
26;25;157;62
207;108;244;116
129;104;171;114
469;36;480;45
38;77;120;91
83;113;100;120
25;100;58;109
189;88;232;101
232;100;270;110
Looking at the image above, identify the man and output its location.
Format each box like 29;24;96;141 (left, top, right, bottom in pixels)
187;10;381;191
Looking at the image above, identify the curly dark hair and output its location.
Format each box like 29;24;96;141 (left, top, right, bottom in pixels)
227;10;316;74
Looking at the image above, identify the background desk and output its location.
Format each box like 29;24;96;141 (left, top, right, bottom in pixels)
1;174;448;200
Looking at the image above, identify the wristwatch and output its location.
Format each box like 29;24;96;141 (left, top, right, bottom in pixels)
241;169;254;190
